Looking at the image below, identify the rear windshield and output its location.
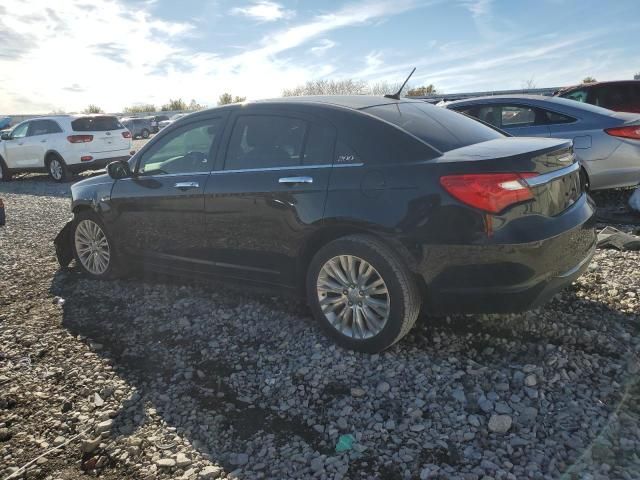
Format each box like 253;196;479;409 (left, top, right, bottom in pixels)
71;116;123;132
362;102;504;152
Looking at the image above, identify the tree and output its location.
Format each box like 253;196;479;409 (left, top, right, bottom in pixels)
187;99;206;111
282;79;369;97
123;104;157;114
521;77;537;90
161;98;188;111
582;76;597;84
634;72;640;80
217;93;246;105
82;104;104;114
407;84;438;96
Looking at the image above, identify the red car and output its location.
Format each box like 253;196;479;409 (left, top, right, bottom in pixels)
556;80;640;114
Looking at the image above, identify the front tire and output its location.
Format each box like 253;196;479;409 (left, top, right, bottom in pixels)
47;155;71;182
141;129;150;139
306;234;421;353
72;211;120;279
0;157;12;182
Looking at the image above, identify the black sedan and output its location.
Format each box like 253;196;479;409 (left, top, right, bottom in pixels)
56;96;596;352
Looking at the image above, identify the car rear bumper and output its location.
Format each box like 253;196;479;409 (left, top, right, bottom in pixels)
423;195;597;314
68;155;131;173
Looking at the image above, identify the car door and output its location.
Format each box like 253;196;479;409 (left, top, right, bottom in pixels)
25;120;62;167
202;108;336;286
109;115;226;271
3;122;30;168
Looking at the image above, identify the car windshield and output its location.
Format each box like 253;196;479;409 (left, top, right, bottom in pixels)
363;101;504;152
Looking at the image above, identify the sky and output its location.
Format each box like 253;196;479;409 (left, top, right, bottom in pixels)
1;0;639;113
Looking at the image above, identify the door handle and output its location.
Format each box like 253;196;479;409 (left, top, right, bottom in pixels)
279;176;313;185
174;181;199;190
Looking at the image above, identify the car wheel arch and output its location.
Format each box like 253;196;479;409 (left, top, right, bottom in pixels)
296;224;422;292
44;150;64;166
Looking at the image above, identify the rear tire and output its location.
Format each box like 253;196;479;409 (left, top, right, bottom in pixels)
141;129;150;139
47;154;71;182
0;157;12;182
306;234;421;353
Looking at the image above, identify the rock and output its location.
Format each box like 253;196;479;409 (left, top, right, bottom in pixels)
0;428;12;442
233;453;249;465
96;419;113;433
53;435;66;446
494;402;512;414
350;387;367;398
199;465;223;479
524;374;537;387
337;417;348;430
176;453;191;467
488;415;512;434
82;437;102;453
310;456;324;472
157;458;176;468
479;399;493;413
377;381;390;393
452;389;466;402
61;400;73;413
468;415;481;428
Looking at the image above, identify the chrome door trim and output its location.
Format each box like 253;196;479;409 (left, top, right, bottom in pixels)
525;161;580;187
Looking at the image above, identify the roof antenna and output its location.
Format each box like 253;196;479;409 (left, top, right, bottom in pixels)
385;67;416;100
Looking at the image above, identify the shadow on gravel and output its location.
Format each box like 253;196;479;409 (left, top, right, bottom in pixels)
48;265;639;478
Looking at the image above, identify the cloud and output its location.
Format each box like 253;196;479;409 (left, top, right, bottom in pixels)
459;0;493;18
231;1;294;22
309;39;337;56
63;84;85;93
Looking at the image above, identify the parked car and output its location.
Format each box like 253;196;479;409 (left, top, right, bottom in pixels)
445;95;640;190
158;113;188;130
56;97;595;352
147;115;170;133
0;117;11;130
556;80;640;114
0;115;133;182
120;117;153;139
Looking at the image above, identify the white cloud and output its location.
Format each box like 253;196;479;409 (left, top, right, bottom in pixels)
460;0;493;18
309;39;337;56
231;1;294;22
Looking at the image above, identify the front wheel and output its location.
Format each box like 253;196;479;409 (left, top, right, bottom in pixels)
306;234;421;353
72;212;120;279
141;129;150;139
0;157;12;182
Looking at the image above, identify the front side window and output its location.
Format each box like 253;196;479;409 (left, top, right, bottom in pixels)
560;88;588;103
138;119;221;175
11;122;29;139
28;120;62;136
225;115;307;170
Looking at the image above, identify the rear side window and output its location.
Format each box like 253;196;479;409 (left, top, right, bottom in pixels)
363;102;503;152
593;84;633;111
302;123;336;166
225;115;307;170
72;116;123;132
501;105;536;127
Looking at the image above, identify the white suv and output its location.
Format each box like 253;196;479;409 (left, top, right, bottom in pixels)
0;115;133;182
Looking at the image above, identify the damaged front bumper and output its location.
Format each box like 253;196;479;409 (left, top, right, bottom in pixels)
54;221;74;268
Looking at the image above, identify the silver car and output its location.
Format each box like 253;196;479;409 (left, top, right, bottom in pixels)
446;95;640;190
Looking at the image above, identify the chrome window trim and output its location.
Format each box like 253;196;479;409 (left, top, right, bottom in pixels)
525;161;580;187
212;162;363;175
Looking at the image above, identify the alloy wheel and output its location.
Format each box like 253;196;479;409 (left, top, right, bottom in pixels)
316;255;390;339
74;219;111;275
49;158;63;180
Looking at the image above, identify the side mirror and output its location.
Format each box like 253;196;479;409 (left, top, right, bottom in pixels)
107;160;132;179
0;132;11;141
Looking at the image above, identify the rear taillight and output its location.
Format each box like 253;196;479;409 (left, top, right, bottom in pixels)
81;156;93;162
67;134;93;143
604;125;640;140
122;131;131;138
440;172;537;214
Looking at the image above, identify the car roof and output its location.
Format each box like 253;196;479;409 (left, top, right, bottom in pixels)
256;95;426;110
558;80;640;93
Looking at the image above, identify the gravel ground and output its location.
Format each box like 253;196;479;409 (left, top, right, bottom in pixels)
1;151;640;479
